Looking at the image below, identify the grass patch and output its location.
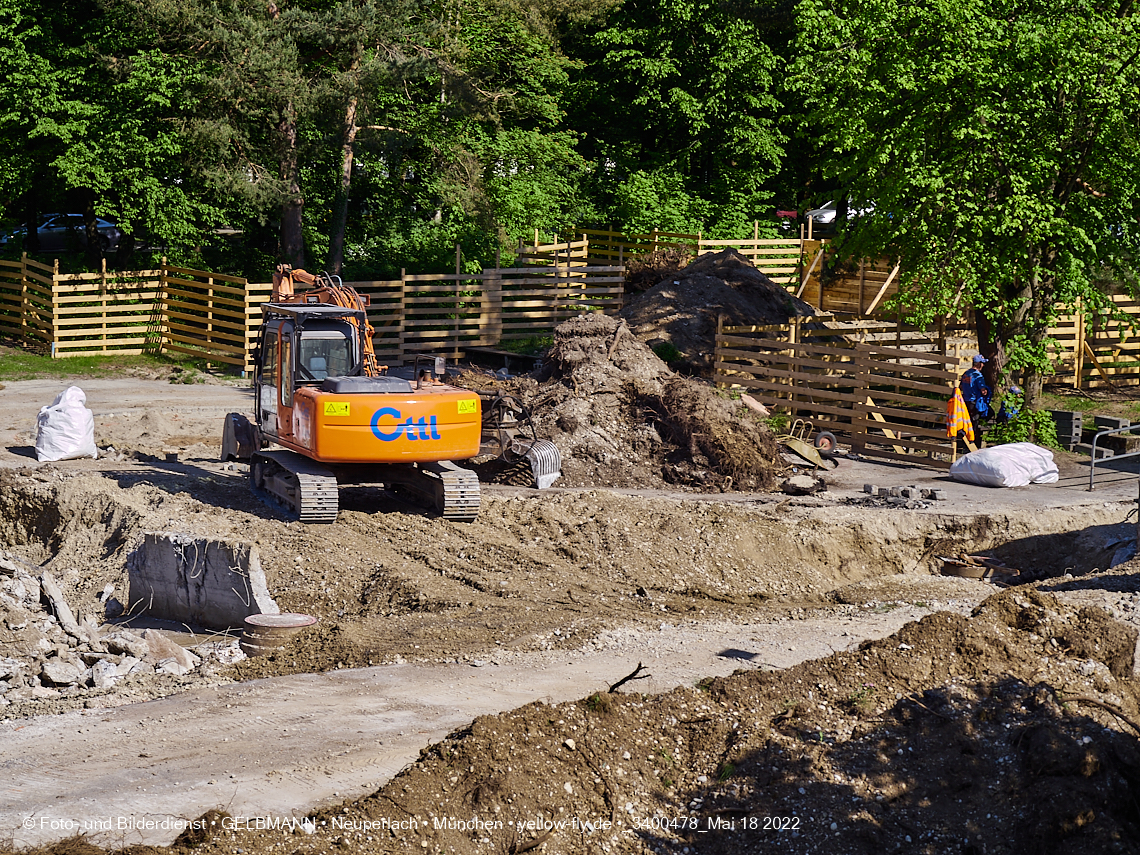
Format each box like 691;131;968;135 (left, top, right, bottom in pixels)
0;347;231;382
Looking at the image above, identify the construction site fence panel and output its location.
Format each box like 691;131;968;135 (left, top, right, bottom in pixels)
714;317;964;469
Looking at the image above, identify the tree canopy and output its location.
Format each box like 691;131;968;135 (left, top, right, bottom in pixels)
791;0;1140;401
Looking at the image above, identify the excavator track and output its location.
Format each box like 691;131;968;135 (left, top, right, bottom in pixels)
428;461;481;522
382;460;481;522
250;450;339;523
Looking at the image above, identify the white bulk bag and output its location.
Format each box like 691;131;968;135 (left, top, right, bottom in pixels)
35;386;98;462
949;442;1058;488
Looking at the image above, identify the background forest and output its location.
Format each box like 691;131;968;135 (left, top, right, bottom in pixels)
4;0;1140;401
0;0;806;280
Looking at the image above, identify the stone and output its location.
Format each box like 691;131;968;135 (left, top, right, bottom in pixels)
90;659;120;689
155;658;192;676
0;658;24;681
863;484;878;495
780;475;824;496
141;629;201;670
114;656;141;676
103;630;149;660
40;659;88;686
6;685;61;701
127;533;279;630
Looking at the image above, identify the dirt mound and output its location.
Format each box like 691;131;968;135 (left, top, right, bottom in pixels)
621;248;818;375
469;313;781;491
623;246;694;293
150;588;1140;855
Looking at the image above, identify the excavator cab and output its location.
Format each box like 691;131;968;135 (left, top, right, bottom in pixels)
254;311;363;444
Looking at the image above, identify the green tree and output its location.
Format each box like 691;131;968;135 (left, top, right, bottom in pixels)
0;0;214;265
564;0;785;236
792;0;1140;404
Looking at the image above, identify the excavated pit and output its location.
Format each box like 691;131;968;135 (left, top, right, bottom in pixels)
0;466;1133;711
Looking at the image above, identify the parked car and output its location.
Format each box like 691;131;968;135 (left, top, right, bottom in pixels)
803;199;876;233
0;213;123;252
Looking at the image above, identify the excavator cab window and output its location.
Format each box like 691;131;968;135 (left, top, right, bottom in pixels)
296;323;356;382
280;325;295;407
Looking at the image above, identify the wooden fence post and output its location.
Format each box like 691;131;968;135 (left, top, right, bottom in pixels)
19;252;28;347
51;258;60;358
398;268;407;364
100;257;108;351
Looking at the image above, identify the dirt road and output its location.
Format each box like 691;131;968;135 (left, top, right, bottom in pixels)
1;607;948;848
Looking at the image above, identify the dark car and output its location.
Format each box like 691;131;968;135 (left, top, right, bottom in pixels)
1;213;123;252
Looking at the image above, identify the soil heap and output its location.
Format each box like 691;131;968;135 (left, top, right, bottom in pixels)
468;312;782;491
66;587;1138;855
620;248;818;375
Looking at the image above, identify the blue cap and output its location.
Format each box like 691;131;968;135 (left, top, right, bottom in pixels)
1009;385;1023;394
972;354;987;364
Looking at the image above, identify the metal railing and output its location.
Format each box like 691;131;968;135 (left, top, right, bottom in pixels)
1087;424;1140;490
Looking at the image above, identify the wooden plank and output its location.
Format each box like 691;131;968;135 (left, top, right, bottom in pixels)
164;265;247;285
165;310;246;334
714;350;860;376
165;286;247;310
164;333;248;356
163;342;245;365
852;446;952;469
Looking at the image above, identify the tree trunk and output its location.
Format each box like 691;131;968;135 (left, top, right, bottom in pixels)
326;94;359;276
21;189;40;254
82;195;105;267
278;106;306;268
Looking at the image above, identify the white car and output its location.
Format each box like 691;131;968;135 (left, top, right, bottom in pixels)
804;199;876;231
1;213;123;252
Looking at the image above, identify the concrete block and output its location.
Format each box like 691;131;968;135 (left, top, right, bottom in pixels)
888;486;903;497
863;484;877;495
929;489;946;501
128;533;279;631
1074;443;1113;459
90;659;120;689
40;659;87;686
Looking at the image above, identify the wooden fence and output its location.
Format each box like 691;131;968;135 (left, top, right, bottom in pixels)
573;227;805;287
715;318;965;468
0;253;623;371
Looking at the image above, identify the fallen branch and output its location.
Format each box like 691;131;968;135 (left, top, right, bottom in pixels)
609;662;650;693
1061;695;1140;734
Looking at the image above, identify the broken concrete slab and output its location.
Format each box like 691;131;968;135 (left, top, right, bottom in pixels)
141;629;201;670
103;630;149;660
40;659;88;686
90;659;120;689
127;533;279;631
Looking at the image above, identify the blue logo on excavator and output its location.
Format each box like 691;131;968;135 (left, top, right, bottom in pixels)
370;407;442;442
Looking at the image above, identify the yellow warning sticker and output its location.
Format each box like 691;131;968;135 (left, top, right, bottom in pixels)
458;399;477;415
323;402;350;417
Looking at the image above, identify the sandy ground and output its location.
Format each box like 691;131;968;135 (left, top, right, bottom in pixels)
1;608;949;849
1;378;1138;852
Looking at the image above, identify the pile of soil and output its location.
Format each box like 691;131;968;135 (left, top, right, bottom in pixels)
624;246;694;293
71;588;1139;855
466;313;782;491
620;248;818;375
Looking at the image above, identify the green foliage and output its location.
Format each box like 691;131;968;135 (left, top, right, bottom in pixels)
566;0;785;236
717;762;736;781
791;0;1140;402
651;341;683;365
984;407;1062;450
498;335;552;355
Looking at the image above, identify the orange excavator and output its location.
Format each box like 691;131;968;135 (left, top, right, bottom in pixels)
222;265;560;522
